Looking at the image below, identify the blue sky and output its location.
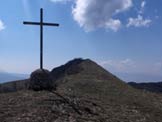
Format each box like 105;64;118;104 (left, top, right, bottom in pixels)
0;0;162;82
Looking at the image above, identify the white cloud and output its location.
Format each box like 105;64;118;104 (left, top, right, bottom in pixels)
127;1;151;28
72;0;132;32
100;58;135;73
98;59;162;82
99;59;162;76
0;20;5;31
50;0;72;3
100;60;113;66
121;58;134;65
139;0;146;14
50;0;153;31
141;1;146;8
127;15;151;27
105;19;121;32
155;16;160;19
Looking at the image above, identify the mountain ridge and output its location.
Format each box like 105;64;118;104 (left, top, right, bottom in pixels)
128;81;162;93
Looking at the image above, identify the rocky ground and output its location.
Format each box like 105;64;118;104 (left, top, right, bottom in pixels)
0;89;162;122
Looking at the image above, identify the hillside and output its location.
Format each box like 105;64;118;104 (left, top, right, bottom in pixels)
0;58;162;122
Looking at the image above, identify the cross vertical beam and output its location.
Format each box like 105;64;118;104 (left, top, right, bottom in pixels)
23;8;59;70
40;8;43;69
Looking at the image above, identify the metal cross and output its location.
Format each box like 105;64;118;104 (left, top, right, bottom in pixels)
23;8;59;70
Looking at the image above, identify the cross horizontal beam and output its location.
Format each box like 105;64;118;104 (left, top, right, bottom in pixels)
23;21;59;26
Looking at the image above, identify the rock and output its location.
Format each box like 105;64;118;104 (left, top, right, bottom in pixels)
29;69;54;91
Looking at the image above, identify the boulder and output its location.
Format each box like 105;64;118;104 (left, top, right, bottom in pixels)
29;69;54;91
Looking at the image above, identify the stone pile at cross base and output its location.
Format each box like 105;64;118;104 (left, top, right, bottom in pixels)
29;69;54;91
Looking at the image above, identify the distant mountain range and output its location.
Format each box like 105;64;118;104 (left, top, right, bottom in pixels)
114;72;162;83
0;72;29;83
112;72;162;93
128;82;162;93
